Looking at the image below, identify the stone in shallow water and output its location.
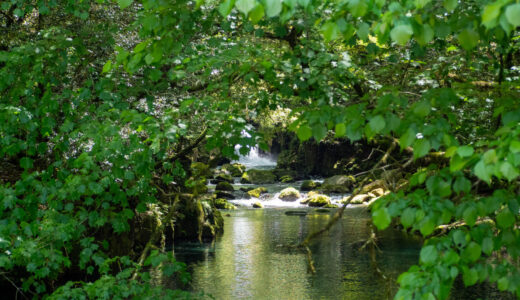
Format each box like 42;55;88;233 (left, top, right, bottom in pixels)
279;187;301;201
252;201;263;208
247;187;267;198
215;181;234;192
284;210;308;216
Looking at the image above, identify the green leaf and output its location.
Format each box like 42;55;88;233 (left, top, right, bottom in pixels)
400;127;416;149
297;125;312;141
505;4;520;27
235;0;256;15
369;115;386;133
481;237;493;255
457;146;474;158
401;208;415;228
249;4;264;24
117;0;133;9
474;160;491;184
496;209;515;229
321;22;340;42
413;139;431;159
457;29;479;51
462;242;481;263
419;217;435;236
413;100;431;117
463;206;477;227
497;277;509;291
134;41;149;53
462;267;478;286
390;24;413;46
414;0;431;9
102;60;112;73
20;157;33;170
453;176;471;194
219;0;235;16
415;24;434;46
500;162;519;181
443;0;457;12
420;245;438;266
357;22;370;41
335;123;346;137
483;149;497;164
312;124;327;141
510;140;520;153
482;2;503;28
348;0;368;17
373;208;391;230
264;0;282;17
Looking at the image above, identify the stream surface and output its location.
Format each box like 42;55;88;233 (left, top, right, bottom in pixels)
174;207;421;299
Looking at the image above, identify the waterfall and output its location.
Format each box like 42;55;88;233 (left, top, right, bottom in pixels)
233;145;277;169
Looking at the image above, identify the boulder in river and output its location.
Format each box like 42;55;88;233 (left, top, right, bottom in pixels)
241;169;276;184
349;194;371;204
320;175;355;193
215;181;234;192
306;194;331;207
252;202;264;208
211;173;233;184
280;175;294;183
300;180;321;191
285;210;308;216
215;191;235;199
278;187;301;201
221;163;246;177
247;187;268;198
214;198;236;210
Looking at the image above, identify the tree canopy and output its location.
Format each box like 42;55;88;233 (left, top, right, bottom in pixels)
1;0;520;298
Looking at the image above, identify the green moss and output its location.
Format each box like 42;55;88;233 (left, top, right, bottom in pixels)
306;194;331;207
241;169;276;184
222;163;246;177
300;180;321;191
247;187;268;198
215;181;234;191
252;201;263;208
278;187;300;201
280;175;294;183
214;198;236;210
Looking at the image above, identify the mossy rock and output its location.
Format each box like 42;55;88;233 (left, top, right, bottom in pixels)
349;194;371;204
215;190;235;199
278;187;300;201
314;208;330;213
273;168;298;181
215;181;234;192
280;175;294;183
306;194;331;207
221;163;246;177
241;169;276;184
323;203;338;208
191;162;213;178
247;187;268;198
240;187;255;192
215;198;236;210
212;173;233;184
320;175;356;193
300;180;321;191
252;201;263;208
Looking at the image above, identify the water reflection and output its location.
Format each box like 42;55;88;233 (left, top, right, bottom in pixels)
174;208;422;299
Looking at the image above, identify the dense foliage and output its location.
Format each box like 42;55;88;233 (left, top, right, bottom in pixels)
1;0;519;298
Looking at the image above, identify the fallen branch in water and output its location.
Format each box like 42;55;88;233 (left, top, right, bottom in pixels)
298;141;397;274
